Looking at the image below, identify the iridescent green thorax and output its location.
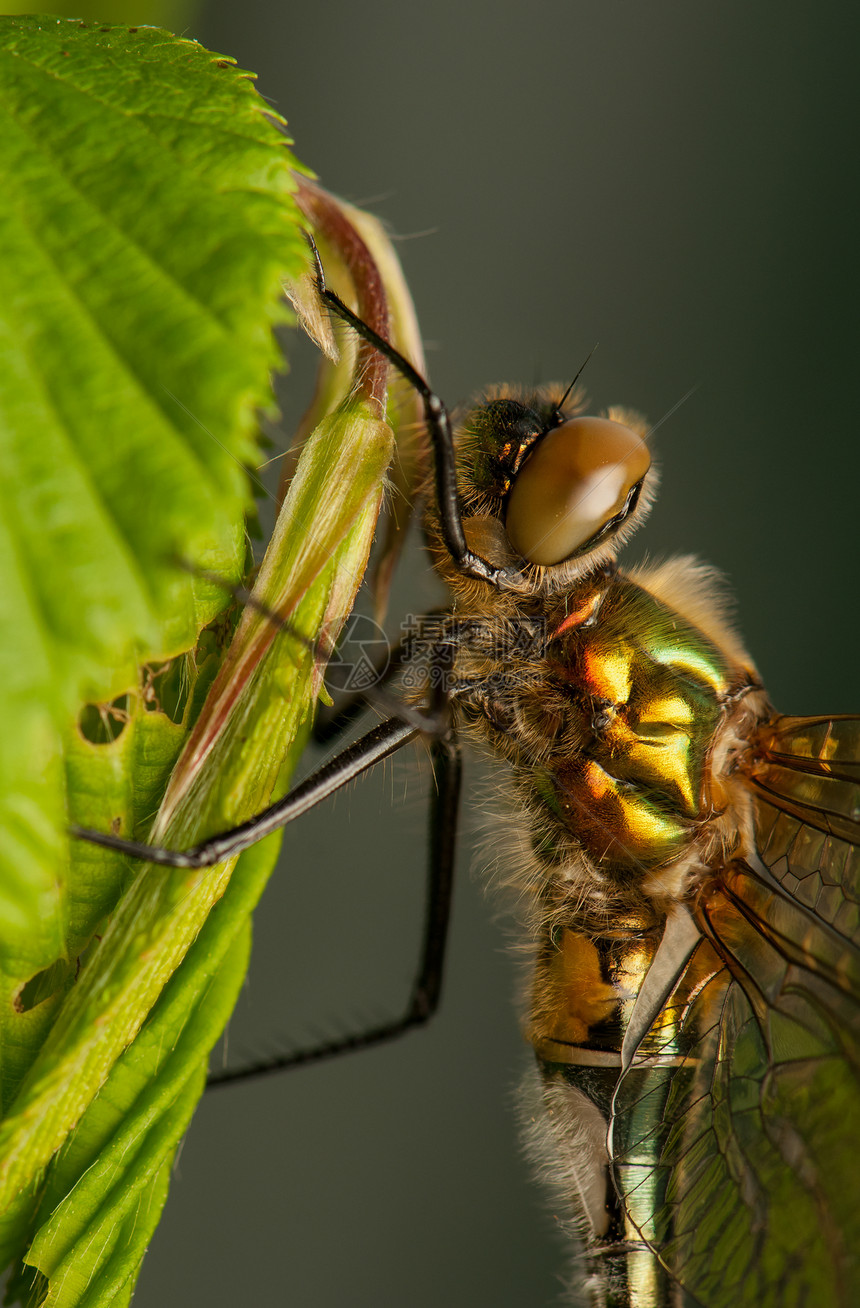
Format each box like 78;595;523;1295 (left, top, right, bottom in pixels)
539;572;744;876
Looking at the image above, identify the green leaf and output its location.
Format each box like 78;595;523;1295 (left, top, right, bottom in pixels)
15;852;266;1308
5;5;199;33
0;13;307;1063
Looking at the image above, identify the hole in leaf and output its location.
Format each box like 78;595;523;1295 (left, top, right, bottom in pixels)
78;695;130;744
17;957;73;1012
142;658;191;724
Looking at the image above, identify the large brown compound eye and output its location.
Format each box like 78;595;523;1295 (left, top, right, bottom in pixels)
504;416;650;565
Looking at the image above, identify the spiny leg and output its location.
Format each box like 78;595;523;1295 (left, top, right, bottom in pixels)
70;716;419;869
207;726;461;1086
206;631;461;1083
308;237;520;592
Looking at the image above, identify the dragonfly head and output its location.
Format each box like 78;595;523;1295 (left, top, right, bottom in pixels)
452;387;655;589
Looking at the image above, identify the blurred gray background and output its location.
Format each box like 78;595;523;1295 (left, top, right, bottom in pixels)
125;3;858;1306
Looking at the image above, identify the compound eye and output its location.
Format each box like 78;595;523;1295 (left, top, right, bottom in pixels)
504;416;650;565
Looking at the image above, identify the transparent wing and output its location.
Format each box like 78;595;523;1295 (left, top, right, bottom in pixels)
747;714;860;947
611;715;860;1308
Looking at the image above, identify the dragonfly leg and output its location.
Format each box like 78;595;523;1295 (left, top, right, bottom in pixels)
206;635;462;1086
206;724;461;1087
70;716;420;869
307;236;521;593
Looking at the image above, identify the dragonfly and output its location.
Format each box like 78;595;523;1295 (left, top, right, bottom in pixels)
73;239;860;1308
